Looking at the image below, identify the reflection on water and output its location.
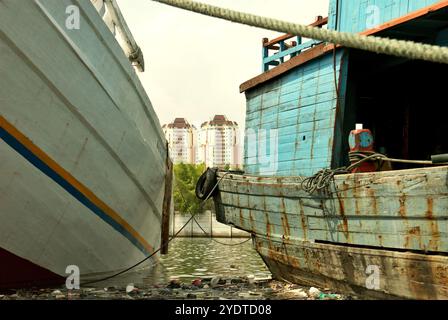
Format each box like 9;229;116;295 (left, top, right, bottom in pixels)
92;238;271;288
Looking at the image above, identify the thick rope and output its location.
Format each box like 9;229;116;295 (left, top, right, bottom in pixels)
192;217;252;246
152;0;448;64
177;172;252;246
301;151;448;195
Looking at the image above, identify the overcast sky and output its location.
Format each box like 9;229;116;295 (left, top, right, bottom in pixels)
116;0;329;131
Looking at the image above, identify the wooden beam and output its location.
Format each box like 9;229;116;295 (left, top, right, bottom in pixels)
263;16;328;48
360;0;448;37
160;150;173;255
241;43;336;92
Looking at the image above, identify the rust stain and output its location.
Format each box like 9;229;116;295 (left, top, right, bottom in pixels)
367;188;378;215
298;199;308;240
279;198;290;239
352;177;361;215
303;248;310;267
338;197;345;215
266;216;271;237
426;198;434;219
404;235;410;249
407;226;423;250
239;209;244;229
249;210;255;231
434;265;448;284
336;195;350;240
399;194;407;218
378;235;383;247
426;197;440;251
353;200;361;216
237;193;243;229
265;212;274;251
408;226;421;235
280;216;290;238
282;241;299;268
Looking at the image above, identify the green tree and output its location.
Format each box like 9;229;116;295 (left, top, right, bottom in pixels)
173;163;213;214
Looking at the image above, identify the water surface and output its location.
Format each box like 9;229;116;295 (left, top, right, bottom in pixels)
92;238;271;288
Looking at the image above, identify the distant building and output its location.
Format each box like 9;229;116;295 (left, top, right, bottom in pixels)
197;115;240;169
162;118;197;164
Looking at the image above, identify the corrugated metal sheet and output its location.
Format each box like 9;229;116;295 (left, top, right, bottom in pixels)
328;0;441;33
244;50;346;177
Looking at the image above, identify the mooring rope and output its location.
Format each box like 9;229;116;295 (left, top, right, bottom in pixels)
151;0;448;64
81;172;226;286
177;171;253;246
301;151;448;195
191;216;252;246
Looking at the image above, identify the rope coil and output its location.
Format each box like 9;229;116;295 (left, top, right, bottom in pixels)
301;151;448;194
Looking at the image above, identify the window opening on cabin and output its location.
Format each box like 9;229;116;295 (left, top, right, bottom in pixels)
338;50;448;171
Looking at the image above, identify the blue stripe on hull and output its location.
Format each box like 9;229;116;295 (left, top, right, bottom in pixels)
0;127;150;256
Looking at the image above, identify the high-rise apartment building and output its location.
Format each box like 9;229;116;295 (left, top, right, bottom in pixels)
162;118;196;164
197;115;240;169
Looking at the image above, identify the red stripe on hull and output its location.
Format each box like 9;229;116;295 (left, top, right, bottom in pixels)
0;246;64;289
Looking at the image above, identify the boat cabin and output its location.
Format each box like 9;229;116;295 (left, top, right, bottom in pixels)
242;0;448;176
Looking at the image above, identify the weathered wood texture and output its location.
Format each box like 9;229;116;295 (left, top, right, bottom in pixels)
214;167;448;298
244;50;347;177
161;155;173;254
328;0;442;32
256;234;448;299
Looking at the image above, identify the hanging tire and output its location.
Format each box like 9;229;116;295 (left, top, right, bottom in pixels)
195;168;218;200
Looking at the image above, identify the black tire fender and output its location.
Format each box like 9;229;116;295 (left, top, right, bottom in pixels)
195;168;218;200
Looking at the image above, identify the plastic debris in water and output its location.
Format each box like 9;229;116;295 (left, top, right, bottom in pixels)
126;284;135;293
308;287;321;298
318;293;341;300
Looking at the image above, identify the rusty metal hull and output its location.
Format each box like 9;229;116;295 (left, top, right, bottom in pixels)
214;166;448;299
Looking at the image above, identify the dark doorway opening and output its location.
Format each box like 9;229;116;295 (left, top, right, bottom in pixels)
339;50;448;170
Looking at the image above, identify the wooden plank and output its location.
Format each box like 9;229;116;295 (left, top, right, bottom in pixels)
160;152;173;254
360;0;448;36
214;167;448;298
256;235;448;299
217;166;448;253
263;40;322;65
243;52;343;176
240;43;335;93
263;17;328;48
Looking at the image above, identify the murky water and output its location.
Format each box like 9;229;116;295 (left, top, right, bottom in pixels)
4;238;349;300
92;237;271;288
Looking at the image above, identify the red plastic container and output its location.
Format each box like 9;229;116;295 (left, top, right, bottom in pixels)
348;125;376;173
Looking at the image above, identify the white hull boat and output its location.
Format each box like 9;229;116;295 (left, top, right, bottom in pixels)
0;0;171;288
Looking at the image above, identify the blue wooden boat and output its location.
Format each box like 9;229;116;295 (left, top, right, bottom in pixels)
204;1;448;299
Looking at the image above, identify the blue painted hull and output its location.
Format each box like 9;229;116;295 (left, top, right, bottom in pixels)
214;168;448;299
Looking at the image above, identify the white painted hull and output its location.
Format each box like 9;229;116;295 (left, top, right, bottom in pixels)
0;0;167;286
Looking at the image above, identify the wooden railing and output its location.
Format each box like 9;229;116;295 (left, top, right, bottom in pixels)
262;16;328;72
